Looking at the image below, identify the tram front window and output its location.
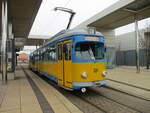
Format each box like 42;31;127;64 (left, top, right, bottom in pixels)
75;42;104;60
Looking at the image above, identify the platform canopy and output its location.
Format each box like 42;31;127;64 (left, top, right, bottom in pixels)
75;0;150;30
24;35;49;46
0;0;42;47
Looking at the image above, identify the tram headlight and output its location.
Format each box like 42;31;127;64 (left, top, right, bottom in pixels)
81;72;88;78
102;71;107;77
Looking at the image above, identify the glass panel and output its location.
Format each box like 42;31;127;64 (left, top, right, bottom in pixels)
47;45;56;61
64;43;71;60
58;44;62;60
75;42;104;60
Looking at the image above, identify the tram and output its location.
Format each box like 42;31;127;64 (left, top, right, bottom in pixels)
29;28;108;92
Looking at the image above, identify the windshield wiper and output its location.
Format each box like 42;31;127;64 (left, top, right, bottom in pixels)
88;45;95;60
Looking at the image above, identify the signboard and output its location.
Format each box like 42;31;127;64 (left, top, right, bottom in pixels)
84;36;99;41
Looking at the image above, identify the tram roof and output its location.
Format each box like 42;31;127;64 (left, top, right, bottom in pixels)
30;29;104;54
43;29;103;46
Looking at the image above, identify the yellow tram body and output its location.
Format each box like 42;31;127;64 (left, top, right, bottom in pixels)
29;29;108;91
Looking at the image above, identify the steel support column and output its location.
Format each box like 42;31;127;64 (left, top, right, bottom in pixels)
11;39;15;72
135;14;140;73
1;0;8;84
8;22;15;72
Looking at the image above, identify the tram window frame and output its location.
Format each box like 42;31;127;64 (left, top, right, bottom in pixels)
39;50;42;61
64;42;71;60
35;52;38;62
35;53;37;62
58;44;62;60
42;49;45;61
44;47;49;61
42;48;46;61
37;51;39;61
47;45;56;61
47;47;52;61
41;50;43;61
44;47;47;61
75;42;105;60
38;50;40;61
32;53;35;64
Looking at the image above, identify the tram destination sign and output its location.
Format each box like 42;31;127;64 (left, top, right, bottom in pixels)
84;36;99;41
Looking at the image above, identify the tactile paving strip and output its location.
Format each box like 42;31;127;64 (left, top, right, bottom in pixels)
22;68;54;113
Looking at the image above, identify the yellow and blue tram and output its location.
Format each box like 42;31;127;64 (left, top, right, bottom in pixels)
29;29;108;92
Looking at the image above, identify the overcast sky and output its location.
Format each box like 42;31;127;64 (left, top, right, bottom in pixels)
22;0;150;54
30;0;150;37
30;0;120;36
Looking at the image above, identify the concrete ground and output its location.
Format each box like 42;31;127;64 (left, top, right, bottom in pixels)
0;65;149;113
107;66;150;100
0;66;83;113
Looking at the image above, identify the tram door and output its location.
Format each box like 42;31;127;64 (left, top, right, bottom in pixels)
57;42;64;86
63;40;72;88
37;50;40;71
57;40;72;88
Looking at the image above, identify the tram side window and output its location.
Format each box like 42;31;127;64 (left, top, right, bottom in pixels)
44;48;48;61
38;51;40;61
34;53;36;62
35;53;38;62
47;47;51;60
58;45;62;60
39;51;42;61
36;52;39;61
42;49;46;61
41;52;43;61
64;43;71;60
30;55;33;63
40;51;43;61
32;54;35;64
47;46;56;61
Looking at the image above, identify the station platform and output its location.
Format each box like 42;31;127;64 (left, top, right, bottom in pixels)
107;66;150;101
0;65;83;113
0;65;150;113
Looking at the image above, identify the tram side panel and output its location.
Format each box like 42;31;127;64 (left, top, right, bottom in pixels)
45;61;58;82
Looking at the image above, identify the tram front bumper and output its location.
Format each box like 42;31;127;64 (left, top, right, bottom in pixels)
72;80;108;89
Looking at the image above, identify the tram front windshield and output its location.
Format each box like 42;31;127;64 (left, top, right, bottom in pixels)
75;42;104;60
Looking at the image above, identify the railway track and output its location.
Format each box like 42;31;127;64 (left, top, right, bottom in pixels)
22;66;150;113
73;93;107;113
107;78;150;92
103;85;150;102
86;88;144;113
72;91;141;113
96;86;150;113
